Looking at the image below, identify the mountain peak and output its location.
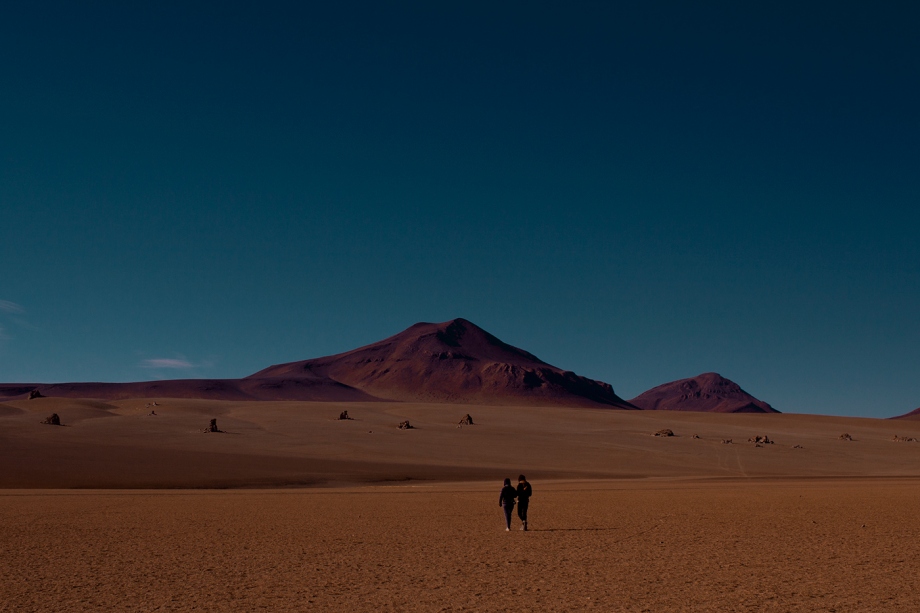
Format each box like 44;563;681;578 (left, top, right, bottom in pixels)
249;318;632;408
629;372;778;413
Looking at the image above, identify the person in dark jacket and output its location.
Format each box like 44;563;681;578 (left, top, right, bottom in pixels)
498;478;517;531
516;474;532;531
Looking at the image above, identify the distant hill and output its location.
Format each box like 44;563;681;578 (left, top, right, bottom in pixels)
628;372;779;413
249;318;636;408
890;407;920;420
0;376;377;403
0;318;635;408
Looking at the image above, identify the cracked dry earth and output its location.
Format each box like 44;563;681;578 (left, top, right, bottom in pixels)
3;480;920;612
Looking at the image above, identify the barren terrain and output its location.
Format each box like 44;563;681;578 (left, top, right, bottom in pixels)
4;398;920;611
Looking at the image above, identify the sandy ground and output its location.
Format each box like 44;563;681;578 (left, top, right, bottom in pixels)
4;480;920;612
4;397;920;487
5;398;920;611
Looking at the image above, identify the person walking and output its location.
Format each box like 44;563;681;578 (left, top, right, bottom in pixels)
498;478;517;531
516;474;532;531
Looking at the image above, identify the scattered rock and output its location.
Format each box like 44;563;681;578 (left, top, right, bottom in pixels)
148;410;157;416
748;435;774;445
41;413;61;426
398;420;414;430
721;439;732;444
28;389;43;400
203;418;223;433
458;413;474;426
338;410;352;420
839;433;853;441
654;429;674;437
892;435;917;443
692;434;701;439
793;444;804;449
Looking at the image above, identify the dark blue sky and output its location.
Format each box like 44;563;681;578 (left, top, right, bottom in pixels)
2;1;918;417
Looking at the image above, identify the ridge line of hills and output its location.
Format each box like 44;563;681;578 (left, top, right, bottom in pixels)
0;318;790;414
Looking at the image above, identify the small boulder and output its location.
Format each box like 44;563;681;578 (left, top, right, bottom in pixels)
41;413;61;426
398;420;414;430
892;435;917;443
459;414;474;426
654;429;674;437
338;410;352;420
839;433;854;441
28;389;44;400
721;439;733;444
748;435;774;445
203;418;223;433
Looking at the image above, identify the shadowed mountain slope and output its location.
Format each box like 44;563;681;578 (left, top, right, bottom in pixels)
628;372;779;413
249;318;635;408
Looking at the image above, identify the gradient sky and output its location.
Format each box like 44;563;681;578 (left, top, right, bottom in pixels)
2;2;918;417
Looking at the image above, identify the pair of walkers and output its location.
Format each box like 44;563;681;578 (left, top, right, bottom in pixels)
499;475;532;531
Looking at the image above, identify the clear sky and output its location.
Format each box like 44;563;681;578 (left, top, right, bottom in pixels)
1;2;918;417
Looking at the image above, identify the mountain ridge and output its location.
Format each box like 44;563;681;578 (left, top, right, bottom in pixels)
250;318;635;408
0;318;634;408
629;372;779;413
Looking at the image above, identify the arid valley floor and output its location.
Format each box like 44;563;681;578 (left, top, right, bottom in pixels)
5;398;920;611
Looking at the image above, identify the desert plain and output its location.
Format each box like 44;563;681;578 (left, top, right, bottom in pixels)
4;397;920;611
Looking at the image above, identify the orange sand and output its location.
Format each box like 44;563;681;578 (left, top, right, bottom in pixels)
5;398;920;610
4;481;920;611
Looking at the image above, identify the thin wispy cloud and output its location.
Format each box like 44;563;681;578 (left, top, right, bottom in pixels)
0;300;24;314
141;358;195;369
